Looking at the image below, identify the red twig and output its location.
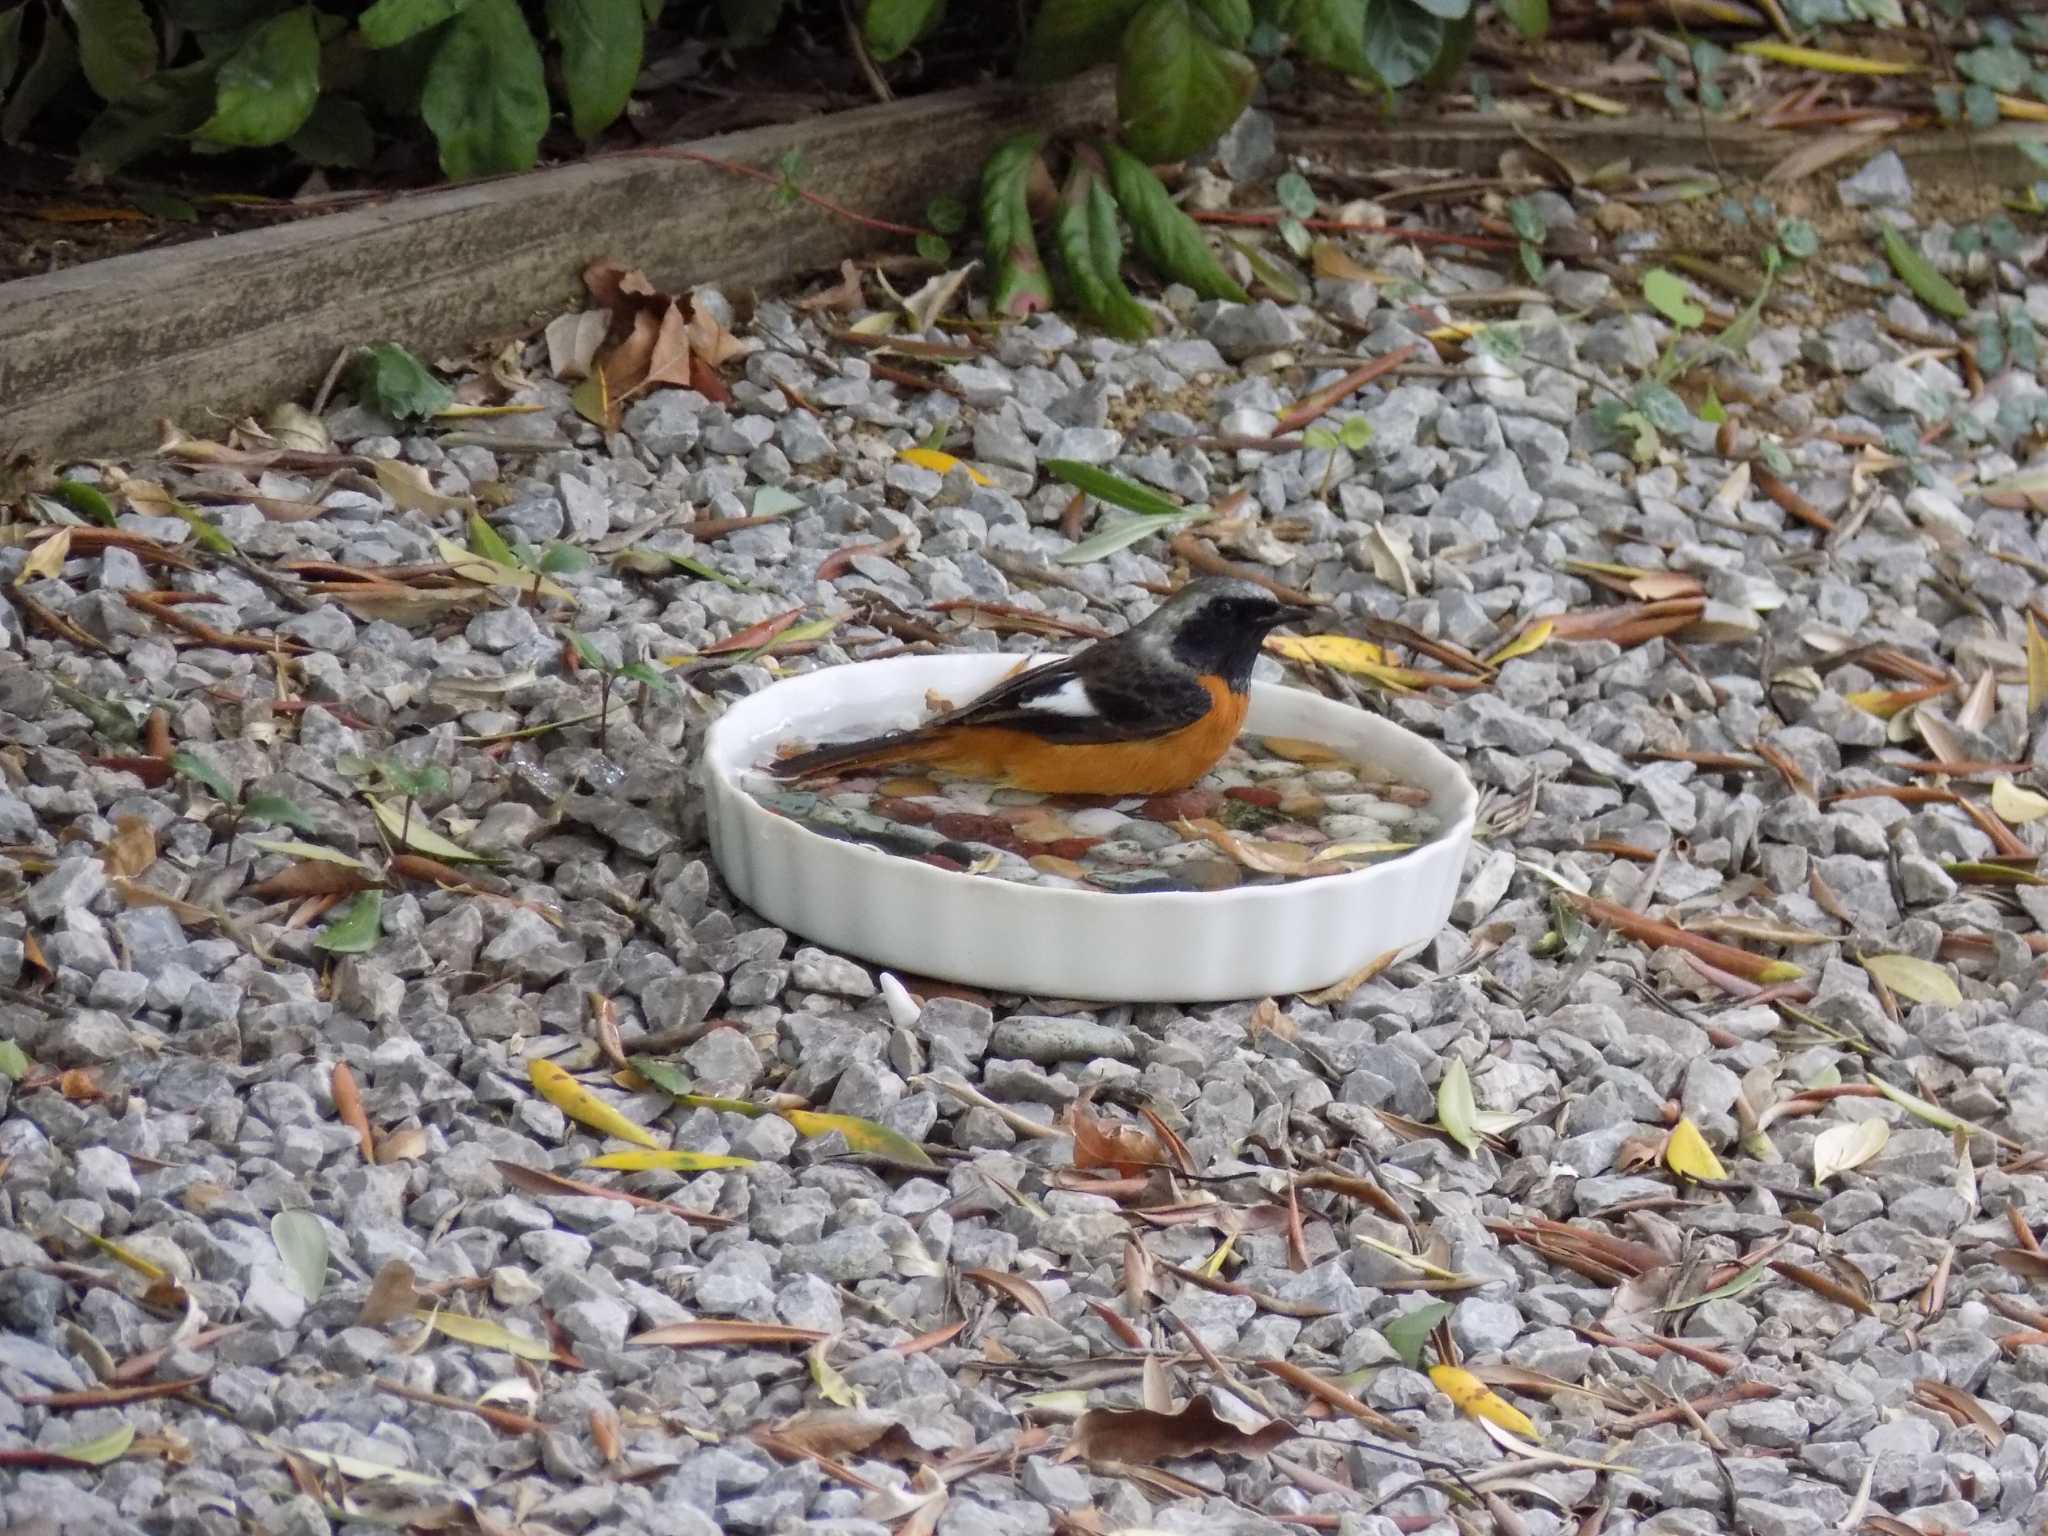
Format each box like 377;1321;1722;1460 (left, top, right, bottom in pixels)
1189;209;1516;251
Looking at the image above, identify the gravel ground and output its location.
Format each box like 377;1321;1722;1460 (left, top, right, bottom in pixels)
4;135;2048;1536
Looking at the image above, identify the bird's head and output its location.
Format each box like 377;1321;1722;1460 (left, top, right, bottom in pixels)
1135;576;1312;690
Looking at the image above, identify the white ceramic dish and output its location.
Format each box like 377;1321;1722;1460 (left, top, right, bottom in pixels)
701;654;1477;1003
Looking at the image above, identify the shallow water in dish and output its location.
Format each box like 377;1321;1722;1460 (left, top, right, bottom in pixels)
740;733;1445;893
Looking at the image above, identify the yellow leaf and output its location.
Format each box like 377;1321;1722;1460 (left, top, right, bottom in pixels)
63;1215;168;1280
1992;777;2048;824
1812;1119;1889;1187
17;527;72;586
582;1149;755;1172
414;1308;555;1361
1665;1117;1728;1182
1859;953;1963;1007
374;458;471;516
1844;688;1919;720
1424;321;1483;342
369;796;487;863
1265;634;1433;690
528;1058;664;1150
809;1336;865;1409
1529;76;1627;114
1485;618;1554;668
780;1108;936;1167
2029;613;2048;717
1429;1365;1540;1440
1737;41;1915;74
1196;1232;1237;1278
899;448;992;485
430;534;573;600
1997;93;2048;122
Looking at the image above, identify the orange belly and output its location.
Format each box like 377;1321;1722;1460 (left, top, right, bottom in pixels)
921;677;1248;794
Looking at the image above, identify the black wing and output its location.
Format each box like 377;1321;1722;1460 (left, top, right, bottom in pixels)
934;647;1211;745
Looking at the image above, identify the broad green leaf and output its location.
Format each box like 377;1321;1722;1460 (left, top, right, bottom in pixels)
546;0;641;138
288;95;376;167
1496;0;1546;37
1361;0;1443;88
1642;267;1704;328
1267;0;1373;77
1117;0;1256;163
752;486;805;518
1436;1056;1482;1153
863;0;945;62
981;131;1055;318
615;661;673;690
368;795;488;861
415;1308;554;1360
172;749;236;804
1880;225;1969;320
76;59;217;176
169;500;236;555
566;629;608;670
1043;459;1191;519
781;1108;937;1168
583;1149;756;1171
197;6;319;146
359;0;471;47
1052;156;1155;340
538;542;592;575
1020;0;1145;79
52;479;117;526
421;0;549;178
1812;1119;1888;1187
628;1056;768;1116
354;343;454;422
270;1209;330;1300
66;0;156;100
1378;1300;1452;1369
2;15;78;144
49;1422;136;1466
1191;0;1251;44
315;890;385;953
1859;952;1962;1006
1102;140;1247;302
242;793;320;833
0;1040;28;1080
1056;512;1203;564
1664;1116;1727;1181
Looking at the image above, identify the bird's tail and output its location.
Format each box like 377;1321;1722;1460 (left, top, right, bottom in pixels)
766;729;943;782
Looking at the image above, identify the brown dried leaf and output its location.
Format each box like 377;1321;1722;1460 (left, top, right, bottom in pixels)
375;1125;429;1164
1069;1100;1165;1176
358;1259;421;1326
963;1268;1050;1318
1912;1379;2003;1447
246;861;378;900
1068;1397;1293;1465
770;1408;900;1460
100;815;157;879
632;1320;830;1349
332;1061;375;1163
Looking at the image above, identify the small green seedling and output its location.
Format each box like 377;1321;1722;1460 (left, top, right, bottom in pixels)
565;631;675;753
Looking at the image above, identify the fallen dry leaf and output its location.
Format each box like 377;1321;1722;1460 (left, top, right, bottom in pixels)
1066;1395;1293;1465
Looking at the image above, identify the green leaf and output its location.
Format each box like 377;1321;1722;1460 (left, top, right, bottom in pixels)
718;0;783;45
863;0;945;62
1021;0;1145;80
467;510;519;568
1378;1301;1453;1369
1044;459;1189;518
314;890;384;953
1642;267;1704;329
1496;0;1546;37
270;1209;330;1300
354;343;454;422
0;1040;29;1081
1266;0;1373;77
1958;42;2028;92
65;0;157;100
1776;216;1818;260
0;8;26;97
1405;0;1469;15
1190;0;1251;46
1859;952;1963;1006
417;1308;555;1360
1056;511;1203;564
616;660;674;690
2;15;78;144
1117;0;1256;162
1303;427;1338;451
288;95;376;166
915;232;951;264
172;749;236;804
49;1422;135;1467
421;0;548;177
1051;157;1155;340
196;5;318;144
242;792;319;832
1879;224;1969;320
1339;415;1373;450
359;0;470;47
629;1056;769;1115
1658;1258;1770;1311
381;759;451;799
547;0;641;139
1632;381;1691;434
781;1108;937;1168
1361;0;1443;88
169;500;236;555
52;479;117;526
1436;1055;1482;1153
752;485;805;519
78;64;220;177
566;628;609;671
1868;1075;1965;1134
981;131;1056;318
926;193;967;234
1418;2;1471;87
1274;170;1316;220
1101;141;1246;302
369;794;487;861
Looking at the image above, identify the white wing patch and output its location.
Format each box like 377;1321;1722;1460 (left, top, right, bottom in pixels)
1017;677;1100;718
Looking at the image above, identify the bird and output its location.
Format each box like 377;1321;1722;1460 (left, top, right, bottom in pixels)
767;576;1313;795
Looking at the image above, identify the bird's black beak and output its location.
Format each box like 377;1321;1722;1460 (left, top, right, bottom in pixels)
1268;604;1314;630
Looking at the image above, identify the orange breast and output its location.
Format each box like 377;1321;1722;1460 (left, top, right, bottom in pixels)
923;676;1249;795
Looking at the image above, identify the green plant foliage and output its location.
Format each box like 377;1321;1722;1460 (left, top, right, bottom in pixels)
1101;140;1247;302
1117;0;1257;163
863;0;946;63
1262;0;1372;76
355;343;455;421
1361;0;1445;88
1496;0;1546;37
981;131;1056;317
0;9;24;96
359;0;472;49
1021;0;1147;80
422;0;550;176
1053;152;1157;340
4;12;77;145
546;0;641;138
197;5;320;146
68;0;158;100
